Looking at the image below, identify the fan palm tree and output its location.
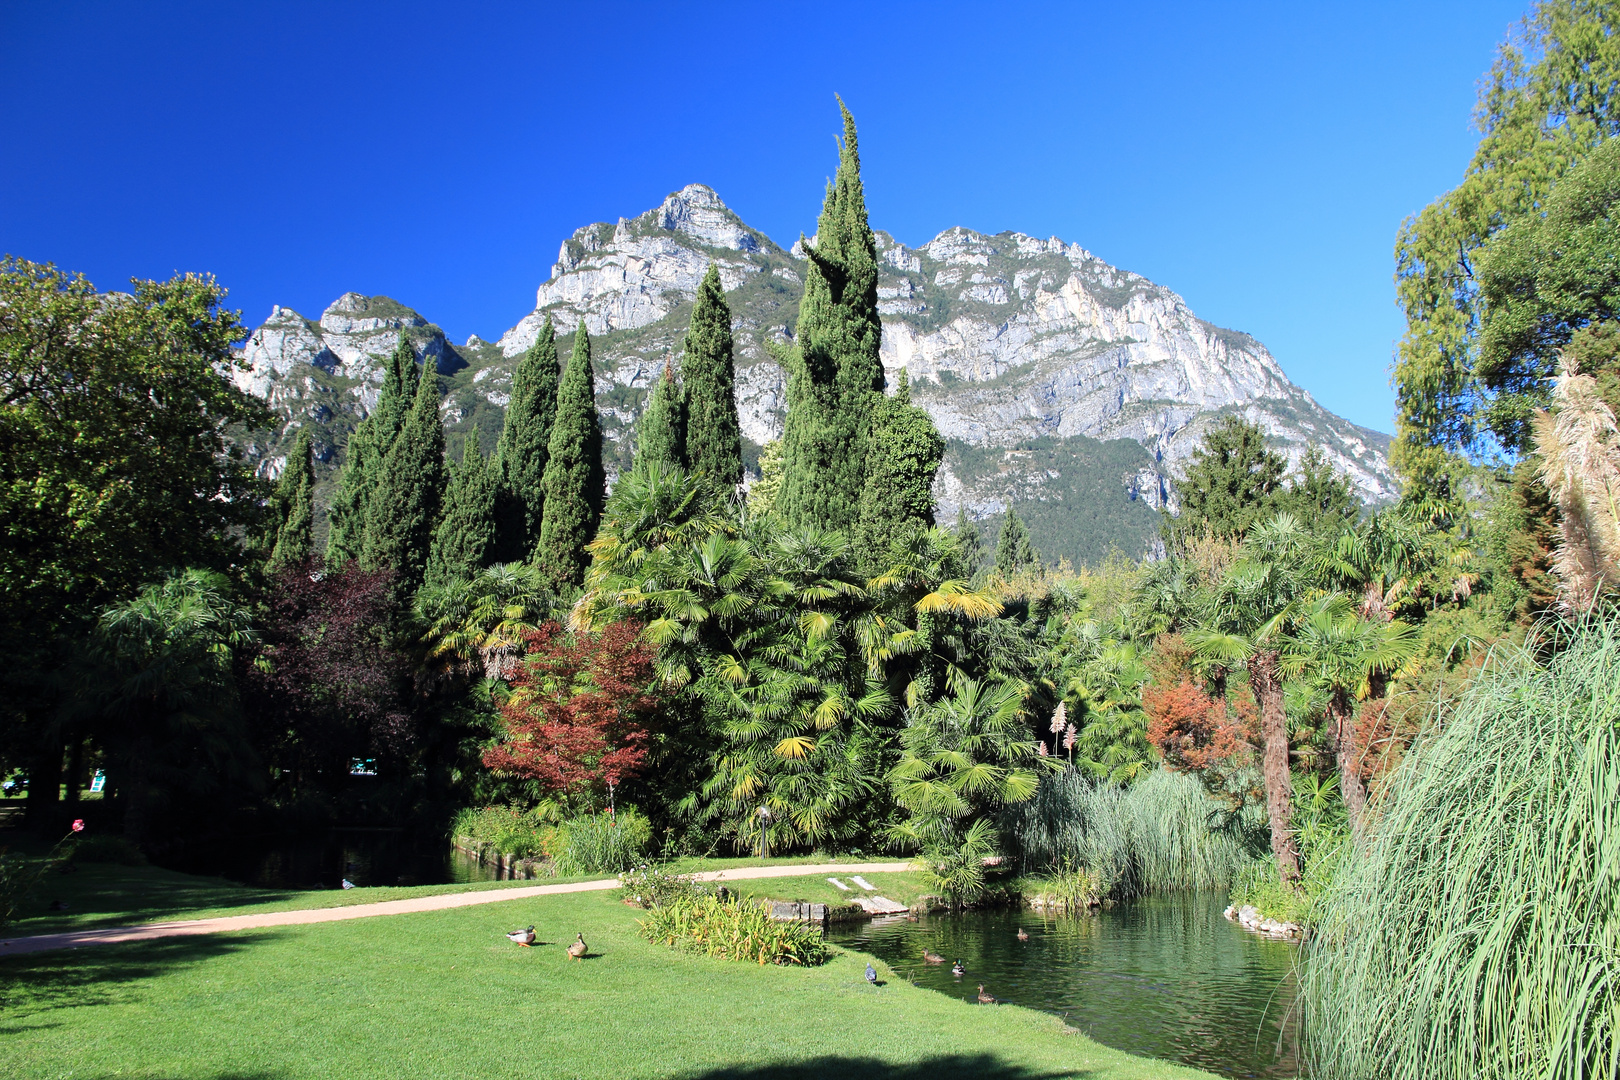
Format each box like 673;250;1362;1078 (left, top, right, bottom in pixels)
885;676;1053;852
1187;512;1318;886
417;562;550;680
77;570;255;844
1281;592;1416;835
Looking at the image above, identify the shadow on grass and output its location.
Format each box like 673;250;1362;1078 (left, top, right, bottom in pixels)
8;862;296;935
0;931;283;1025
680;1056;1082;1080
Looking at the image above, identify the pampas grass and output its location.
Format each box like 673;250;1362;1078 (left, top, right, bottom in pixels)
1301;614;1620;1080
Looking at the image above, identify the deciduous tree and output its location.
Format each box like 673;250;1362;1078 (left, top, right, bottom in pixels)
482;620;657;809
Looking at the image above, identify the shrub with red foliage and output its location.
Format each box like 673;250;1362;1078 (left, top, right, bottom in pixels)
242;559;413;785
1144;681;1257;771
482;620;657;806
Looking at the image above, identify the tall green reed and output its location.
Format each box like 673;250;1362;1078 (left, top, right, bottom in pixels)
1006;766;1259;897
1302;615;1620;1080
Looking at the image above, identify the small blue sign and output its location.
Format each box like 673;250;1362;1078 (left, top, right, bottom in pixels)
89;770;106;793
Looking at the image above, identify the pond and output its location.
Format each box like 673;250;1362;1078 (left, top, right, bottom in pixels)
158;829;502;889
829;893;1302;1080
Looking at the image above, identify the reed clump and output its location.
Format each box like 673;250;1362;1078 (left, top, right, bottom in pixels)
1006;767;1259;899
1302;615;1620;1080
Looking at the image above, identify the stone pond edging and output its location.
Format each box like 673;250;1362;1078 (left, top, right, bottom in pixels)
1223;902;1305;940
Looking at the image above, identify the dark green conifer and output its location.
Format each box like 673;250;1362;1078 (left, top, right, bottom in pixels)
682;264;742;485
854;371;944;570
268;427;316;571
426;437;498;587
634;355;686;472
494;317;560;561
535;326;605;588
778;98;884;530
954;505;984;579
326;338;420;563
995;507;1038;578
362;356;447;590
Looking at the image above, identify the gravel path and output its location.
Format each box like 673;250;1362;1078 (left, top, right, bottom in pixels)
0;861;913;957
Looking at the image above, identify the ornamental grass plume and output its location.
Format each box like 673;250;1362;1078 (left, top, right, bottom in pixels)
1534;357;1620;611
1300;614;1620;1080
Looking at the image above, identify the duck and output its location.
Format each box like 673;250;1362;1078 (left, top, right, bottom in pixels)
865;963;878;985
951;960;965;977
506;925;536;947
922;949;946;964
567;933;588;961
977;985;996;1005
1016;927;1029;941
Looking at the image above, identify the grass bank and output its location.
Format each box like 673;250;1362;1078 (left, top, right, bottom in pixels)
4;876;1216;1080
2;854;927;937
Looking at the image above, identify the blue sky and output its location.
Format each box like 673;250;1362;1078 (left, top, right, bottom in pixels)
2;1;1529;434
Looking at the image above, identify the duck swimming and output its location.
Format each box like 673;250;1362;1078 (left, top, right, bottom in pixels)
951;960;965;977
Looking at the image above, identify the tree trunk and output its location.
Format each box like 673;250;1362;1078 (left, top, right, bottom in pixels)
24;737;63;835
1328;690;1367;837
62;735;85;814
1248;648;1300;885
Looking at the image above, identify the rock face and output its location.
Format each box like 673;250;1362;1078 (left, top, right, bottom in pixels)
234;183;1394;561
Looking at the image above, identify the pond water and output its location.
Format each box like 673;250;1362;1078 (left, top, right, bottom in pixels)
829;893;1302;1080
159;830;500;890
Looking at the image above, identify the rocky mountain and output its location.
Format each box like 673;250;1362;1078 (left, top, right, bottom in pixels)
233;184;1395;566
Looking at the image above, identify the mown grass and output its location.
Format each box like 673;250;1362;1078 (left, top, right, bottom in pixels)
4;887;1216;1080
2;857;926;938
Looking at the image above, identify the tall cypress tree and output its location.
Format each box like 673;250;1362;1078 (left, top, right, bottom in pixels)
268;427;316;571
426;437;498;587
995;507;1038;578
494;317;560;562
682;264;742;485
326;338;420;564
854;371;944;570
362;355;447;590
778;98;884;530
954;504;984;580
535;326;605;588
634;355;686;472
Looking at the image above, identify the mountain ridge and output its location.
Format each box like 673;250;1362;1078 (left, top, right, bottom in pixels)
232;183;1395;565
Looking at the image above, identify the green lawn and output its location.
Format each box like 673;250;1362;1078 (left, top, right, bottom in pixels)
3;885;1216;1080
5;855;930;937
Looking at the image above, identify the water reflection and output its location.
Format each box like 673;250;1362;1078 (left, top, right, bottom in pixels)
830;893;1301;1080
159;831;505;890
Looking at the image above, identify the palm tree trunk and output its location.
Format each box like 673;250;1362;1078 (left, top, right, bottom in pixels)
1329;690;1367;836
1248;648;1300;885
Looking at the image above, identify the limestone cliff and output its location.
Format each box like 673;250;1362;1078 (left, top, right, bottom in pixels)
234;184;1394;563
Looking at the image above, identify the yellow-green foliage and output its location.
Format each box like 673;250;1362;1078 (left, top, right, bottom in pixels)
637;895;831;966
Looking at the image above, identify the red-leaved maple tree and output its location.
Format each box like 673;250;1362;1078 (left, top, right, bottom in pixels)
1143;681;1256;772
482;620;657;806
